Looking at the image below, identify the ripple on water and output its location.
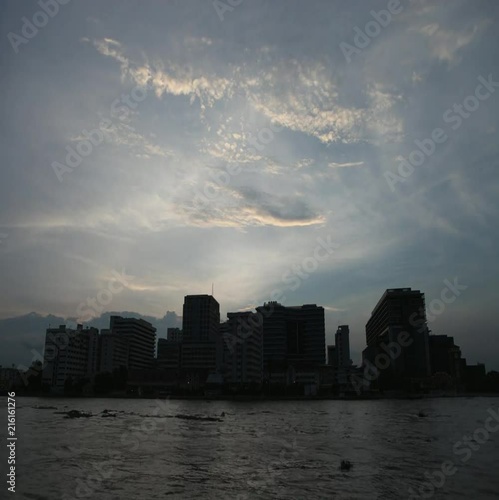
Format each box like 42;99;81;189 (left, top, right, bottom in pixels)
13;396;499;499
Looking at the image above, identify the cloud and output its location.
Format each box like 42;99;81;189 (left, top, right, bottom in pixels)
328;161;365;168
406;2;490;66
90;37;404;144
91;38;129;76
2;0;499;372
89;38;233;109
242;60;403;144
72;122;172;159
174;186;325;228
420;23;484;63
323;306;346;312
201;117;266;164
132;63;233;109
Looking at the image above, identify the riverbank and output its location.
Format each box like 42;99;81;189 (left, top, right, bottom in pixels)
10;391;499;401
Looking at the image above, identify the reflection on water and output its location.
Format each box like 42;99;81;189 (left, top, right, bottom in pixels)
4;397;499;499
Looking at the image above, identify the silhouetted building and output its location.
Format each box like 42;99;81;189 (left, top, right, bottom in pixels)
182;295;220;342
428;335;463;382
319;364;336;392
464;362;487;392
364;288;430;390
256;302;325;375
0;367;24;391
335;325;353;387
167;327;183;343
335;325;352;367
157;338;181;370
181;343;218;372
181;295;221;374
110;316;156;370
42;324;99;391
222;311;263;387
327;345;337;368
99;328;129;373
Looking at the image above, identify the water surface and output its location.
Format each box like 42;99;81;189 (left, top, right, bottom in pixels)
4;396;499;499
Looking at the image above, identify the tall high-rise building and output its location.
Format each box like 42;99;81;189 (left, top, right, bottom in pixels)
327;345;337;368
335;325;352;387
364;288;430;388
182;295;220;342
157;338;181;370
167;327;183;343
42;324;99;390
335;325;352;369
181;295;221;372
428;335;463;382
110;316;156;370
255;302;325;371
222;311;263;386
99;328;129;373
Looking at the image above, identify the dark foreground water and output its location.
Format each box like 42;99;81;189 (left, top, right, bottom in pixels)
2;396;499;499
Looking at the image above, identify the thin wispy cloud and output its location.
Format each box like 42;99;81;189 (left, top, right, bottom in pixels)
328;161;365;168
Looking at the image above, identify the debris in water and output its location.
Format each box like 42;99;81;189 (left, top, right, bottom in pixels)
55;410;92;419
340;460;352;471
174;414;223;422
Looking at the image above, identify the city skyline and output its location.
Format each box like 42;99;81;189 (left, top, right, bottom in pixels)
1;2;498;499
4;288;490;399
1;1;499;373
1;283;495;373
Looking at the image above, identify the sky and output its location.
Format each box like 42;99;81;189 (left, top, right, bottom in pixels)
0;0;498;369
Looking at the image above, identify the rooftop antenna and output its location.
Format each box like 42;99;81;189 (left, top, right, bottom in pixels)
212;283;214;296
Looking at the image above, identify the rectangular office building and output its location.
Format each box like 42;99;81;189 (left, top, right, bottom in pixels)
222;311;264;386
364;288;430;387
42;324;99;391
110;316;156;370
256;302;325;371
181;295;221;374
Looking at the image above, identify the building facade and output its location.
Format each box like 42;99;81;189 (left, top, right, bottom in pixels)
335;325;352;370
256;302;325;376
428;335;463;379
157;338;181;370
364;288;430;389
182;295;220;343
42;324;99;391
0;367;24;392
167;328;183;343
99;329;129;374
335;325;353;387
222;311;264;387
181;295;221;375
327;345;337;368
110;316;156;370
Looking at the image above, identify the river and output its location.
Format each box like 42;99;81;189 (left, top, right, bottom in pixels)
2;396;499;499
